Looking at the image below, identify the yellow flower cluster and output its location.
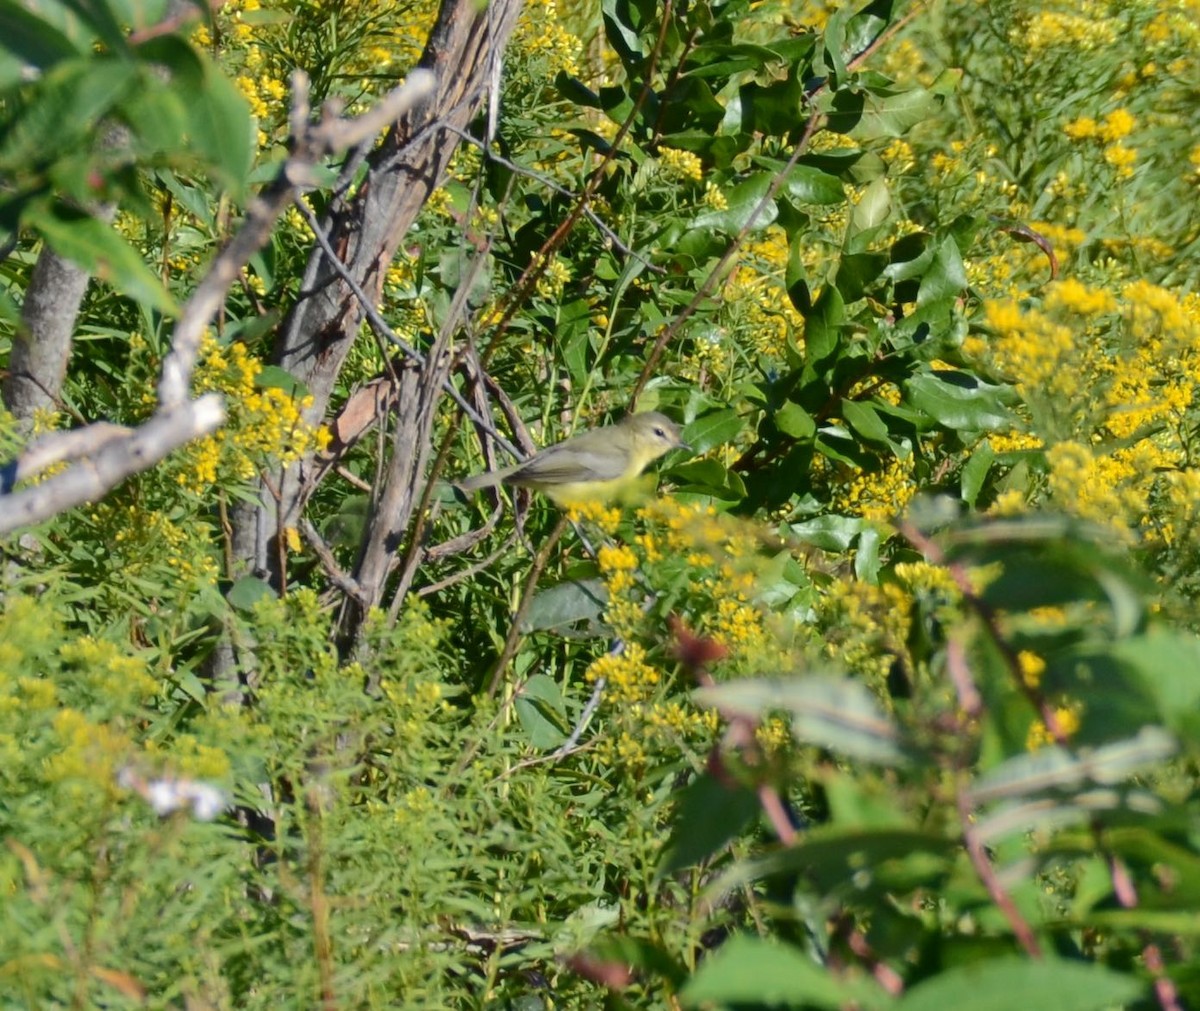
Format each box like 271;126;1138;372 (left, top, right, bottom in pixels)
832;452;917;524
703;181;728;210
584;643;660;704
658;147;704;183
721;226;806;363
892;560;960;600
821;578;912;682
59;637;160;705
535;256;572;301
184;337;331;493
44;708;133;799
88;502;221;586
1019;8;1119;52
1026;702;1082;751
987;430;1044;453
1017;650;1047;689
566;499;624;536
512;0;582;78
1047;440;1175;538
1063;108;1138;178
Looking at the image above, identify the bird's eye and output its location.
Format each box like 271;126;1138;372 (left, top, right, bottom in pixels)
653;426;666;438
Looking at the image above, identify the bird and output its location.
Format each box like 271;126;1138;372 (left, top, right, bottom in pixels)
456;411;688;505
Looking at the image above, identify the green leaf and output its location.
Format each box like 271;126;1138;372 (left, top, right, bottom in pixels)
696;676;909;765
30;203;179;316
521;579;607;634
905;370;1012;431
514;674;568;749
690;172;777;234
681;935;885;1010
670;458;746;500
659;774;760;876
790;514;865;551
776;401;816;439
961;441;995;508
916;235;967;305
682;409;744;454
894;957;1143;1011
850;176;890;235
226;576;276;612
753;157;845;205
833;250;887;302
803;284;844;367
0;3;85;88
254;365;309;399
554;71;601;107
841;399;892;446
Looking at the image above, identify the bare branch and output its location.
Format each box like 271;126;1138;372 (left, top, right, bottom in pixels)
2;69;436;535
3;422;132;489
0;396;225;535
158;69;437;410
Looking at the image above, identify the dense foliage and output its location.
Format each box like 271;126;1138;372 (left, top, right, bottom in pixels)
2;0;1200;1008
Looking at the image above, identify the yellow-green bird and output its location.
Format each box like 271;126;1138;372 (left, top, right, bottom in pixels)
456;411;688;505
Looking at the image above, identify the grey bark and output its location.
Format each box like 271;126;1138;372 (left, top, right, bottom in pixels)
4;245;96;421
238;0;523;616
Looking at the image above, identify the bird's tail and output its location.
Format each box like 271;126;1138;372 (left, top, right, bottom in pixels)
454;468;511;494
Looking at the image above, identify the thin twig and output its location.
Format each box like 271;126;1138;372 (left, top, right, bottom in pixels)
439;123;664;273
898;520;1068;743
485;514;569;697
957;783;1043;957
291;198;521;462
299;517;366;604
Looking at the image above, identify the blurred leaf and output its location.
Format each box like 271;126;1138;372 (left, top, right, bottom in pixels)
680;934;885;1009
0;3;83;88
0;57;137;168
178;49;252;193
696;676;909;765
969;726;1177;806
227;576;276;612
1109;631;1200;740
894;957;1143;1011
659;774;760;876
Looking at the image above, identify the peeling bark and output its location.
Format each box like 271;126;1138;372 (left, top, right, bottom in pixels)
239;0;523;625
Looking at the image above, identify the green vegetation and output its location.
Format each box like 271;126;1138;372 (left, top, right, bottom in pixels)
1;0;1199;1007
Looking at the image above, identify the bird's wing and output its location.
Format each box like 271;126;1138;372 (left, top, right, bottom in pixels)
506;441;628;486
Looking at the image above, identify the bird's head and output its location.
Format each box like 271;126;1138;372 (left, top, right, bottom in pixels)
621;411;689;465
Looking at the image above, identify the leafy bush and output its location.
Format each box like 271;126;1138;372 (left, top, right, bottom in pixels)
2;0;1200;1008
